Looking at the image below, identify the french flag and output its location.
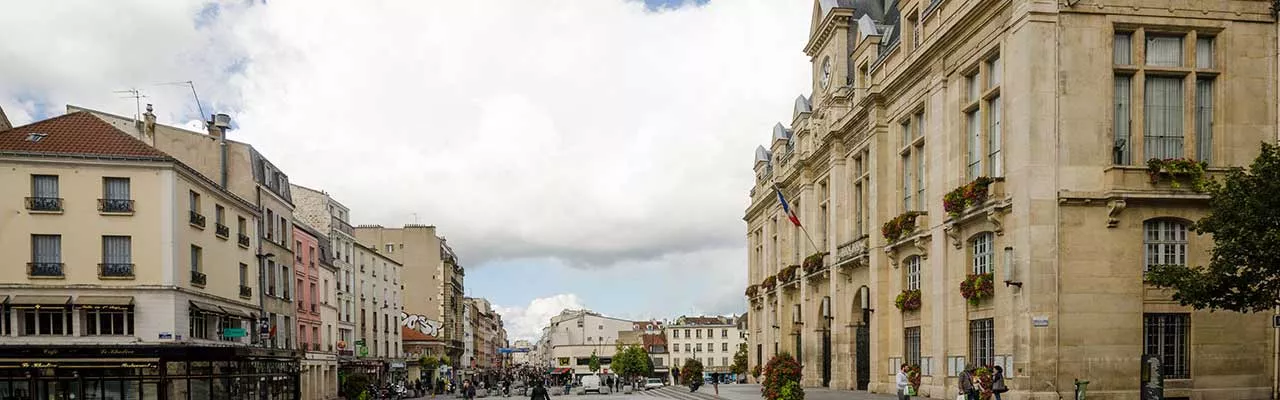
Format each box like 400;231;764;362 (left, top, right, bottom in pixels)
775;187;802;227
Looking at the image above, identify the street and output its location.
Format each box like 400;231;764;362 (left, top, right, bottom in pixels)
405;384;895;400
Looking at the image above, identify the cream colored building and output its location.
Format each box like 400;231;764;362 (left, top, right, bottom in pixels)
352;242;404;361
0;111;299;397
745;1;1276;399
666;316;745;377
534;309;634;378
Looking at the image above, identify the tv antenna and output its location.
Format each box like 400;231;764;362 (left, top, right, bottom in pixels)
156;80;207;122
114;89;148;121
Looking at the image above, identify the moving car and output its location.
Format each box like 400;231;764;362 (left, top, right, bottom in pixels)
643;378;665;390
581;375;603;393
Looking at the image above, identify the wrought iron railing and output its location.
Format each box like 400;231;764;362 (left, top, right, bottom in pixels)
189;211;206;228
191;270;207;286
240;285;253;298
98;198;134;213
215;223;230;238
238;234;251;247
99;263;134;278
333;216;354;236
25;197;62;212
28;262;64;277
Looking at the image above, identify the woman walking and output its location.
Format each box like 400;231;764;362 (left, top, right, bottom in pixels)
991;366;1008;400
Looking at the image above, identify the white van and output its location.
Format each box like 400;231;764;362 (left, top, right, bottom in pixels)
581;375;602;393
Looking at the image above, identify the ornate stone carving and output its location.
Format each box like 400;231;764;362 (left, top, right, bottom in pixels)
885;245;898;267
944;222;962;249
913;235;930;260
987;209;1005;236
1107;199;1127;228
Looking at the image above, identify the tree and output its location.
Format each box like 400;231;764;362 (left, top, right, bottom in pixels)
610;345;654;382
1146;143;1280;312
679;358;704;389
440;355;452;367
588;351;601;373
420;356;440;370
731;343;749;375
342;371;373;400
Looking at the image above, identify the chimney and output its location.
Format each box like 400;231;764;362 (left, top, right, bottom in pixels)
141;104;157;145
0;104;10;131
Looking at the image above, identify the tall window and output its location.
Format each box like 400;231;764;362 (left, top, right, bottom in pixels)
1144;313;1190;378
1115;30;1216;163
1144;219;1187;272
971;233;994;274
853;152;869;237
85;306;133;335
30;234;63;277
190;245;202;273
901;111;925;212
239;263;249;288
102;177;131;212
905;256;922;291
21;306;71;336
968;318;994;368
101;236;132;277
963;54;1003;180
189;191;201;213
215;205;225;225
904;327;921;367
819;181;829;248
267;260;277;295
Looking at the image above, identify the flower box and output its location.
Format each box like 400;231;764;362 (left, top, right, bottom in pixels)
894;289;921;312
943;177;995;218
1146;158;1209;191
802;253;826;275
777;265;800;284
882;212;925;243
959;272;995;306
761;276;777;291
745;284;759;298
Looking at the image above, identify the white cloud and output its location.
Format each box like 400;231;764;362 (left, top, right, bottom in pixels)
495;293;587;342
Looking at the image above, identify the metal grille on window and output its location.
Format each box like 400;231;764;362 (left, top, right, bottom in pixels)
1144;220;1187;272
1144;313;1190;379
1144;77;1184;159
972;233;993;274
968;319;994;368
1114;75;1132;164
904;327;921;367
1146;36;1183;67
906;256;921;291
1195;79;1214;163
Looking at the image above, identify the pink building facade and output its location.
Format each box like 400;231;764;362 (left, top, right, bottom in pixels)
294;225;323;350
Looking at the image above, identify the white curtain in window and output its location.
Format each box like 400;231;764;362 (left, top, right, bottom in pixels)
1114;33;1132;64
32;235;61;263
967;111;981;179
103;236;131;264
1114;76;1132;164
902;153;913;211
1146;36;1183;67
986;56;1001;87
1196;37;1213;69
1144;77;1184;159
915;146;926;211
1196;79;1214;163
32;175;58;197
104;178;130;200
987;97;1003;177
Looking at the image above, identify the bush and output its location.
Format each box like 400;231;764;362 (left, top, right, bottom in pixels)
680;358;704;388
779;381;804;400
762;353;802;400
342;372;373;400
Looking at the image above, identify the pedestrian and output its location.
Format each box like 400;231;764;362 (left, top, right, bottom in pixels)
958;367;978;400
991;366;1008;400
465;379;477;400
530;380;553;400
895;364;911;400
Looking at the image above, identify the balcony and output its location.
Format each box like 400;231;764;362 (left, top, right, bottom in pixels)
28;262;64;278
313;343;321;351
333;216;354;236
25;197;63;213
215;223;230;239
189;211;206;229
237;234;251;248
240;285;253;298
98;263;135;278
191;270;207;286
97;198;134;214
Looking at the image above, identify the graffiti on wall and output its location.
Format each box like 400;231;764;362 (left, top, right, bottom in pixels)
401;312;442;336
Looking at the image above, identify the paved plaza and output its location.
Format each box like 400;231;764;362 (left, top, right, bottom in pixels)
406;384;896;400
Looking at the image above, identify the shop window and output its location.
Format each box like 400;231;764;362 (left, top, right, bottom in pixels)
21;306;70;335
85;306;134;335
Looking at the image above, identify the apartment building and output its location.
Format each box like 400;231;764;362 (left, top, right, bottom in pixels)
534;309;634;379
317;235;341;399
295;223;337;400
465;297;509;370
349;242;405;382
290;184;360;365
355;225;465;365
744;1;1276;399
666;316;744;380
0;112;297;399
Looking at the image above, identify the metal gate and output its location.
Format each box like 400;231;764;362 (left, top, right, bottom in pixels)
855;324;870;390
821;331;831;387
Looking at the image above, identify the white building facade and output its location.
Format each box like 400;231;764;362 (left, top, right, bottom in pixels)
666;316;745;378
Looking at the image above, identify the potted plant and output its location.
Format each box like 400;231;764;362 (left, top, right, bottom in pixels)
1146;157;1209;191
973;366;994;400
905;364;921;394
762;353;802;400
745;284;759;298
959;273;995;306
882;211;924;243
802;253;826;275
894;289;922;312
943;177;995;217
778;265;800;284
762;276;777;291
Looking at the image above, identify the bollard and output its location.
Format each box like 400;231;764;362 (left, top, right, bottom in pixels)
1074;379;1090;400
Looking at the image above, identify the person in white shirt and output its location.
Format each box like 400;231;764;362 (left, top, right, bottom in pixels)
896;364;911;400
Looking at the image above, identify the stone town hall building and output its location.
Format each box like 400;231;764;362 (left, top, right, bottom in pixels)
744;0;1277;399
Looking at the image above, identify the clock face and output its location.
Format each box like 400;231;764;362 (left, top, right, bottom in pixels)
820;57;831;89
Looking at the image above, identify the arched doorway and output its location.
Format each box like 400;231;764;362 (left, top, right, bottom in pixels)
851;285;870;390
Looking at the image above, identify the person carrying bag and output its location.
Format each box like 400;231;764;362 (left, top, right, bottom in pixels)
991;366;1008;400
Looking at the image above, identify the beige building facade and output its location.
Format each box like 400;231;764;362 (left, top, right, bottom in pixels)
745;1;1277;399
666;316;745;377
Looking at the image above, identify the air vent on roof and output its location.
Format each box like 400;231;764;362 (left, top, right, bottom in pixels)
26;133;48;142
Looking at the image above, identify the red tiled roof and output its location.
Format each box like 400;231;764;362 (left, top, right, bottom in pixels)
0;112;171;159
402;326;438;342
641;333;667;348
682;317;724;325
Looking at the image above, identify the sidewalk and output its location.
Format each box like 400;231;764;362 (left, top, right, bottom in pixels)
715;384;896;400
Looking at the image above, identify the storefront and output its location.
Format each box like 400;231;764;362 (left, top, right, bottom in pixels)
0;345;299;400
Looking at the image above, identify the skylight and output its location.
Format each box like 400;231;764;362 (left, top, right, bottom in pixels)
25;133;48;142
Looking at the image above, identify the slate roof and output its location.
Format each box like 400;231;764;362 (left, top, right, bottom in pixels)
0;111;170;159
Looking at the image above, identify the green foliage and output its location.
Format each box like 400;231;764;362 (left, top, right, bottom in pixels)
943;177;995;217
610;345;654;380
801;252;826;275
588;351;601;373
959;273;995;306
761;353;802;400
779;381;805;400
342;372;373;400
973;366;994;400
882;211;924;242
1147;143;1280;312
894;289;921;311
420;356;440;370
1146;157;1209;191
751;365;762;378
731;343;749;375
680;358;704;388
439;355;451;367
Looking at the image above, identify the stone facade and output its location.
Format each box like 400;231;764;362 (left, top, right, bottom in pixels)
744;1;1277;399
666;316;745;378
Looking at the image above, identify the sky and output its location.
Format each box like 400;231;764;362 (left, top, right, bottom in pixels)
0;0;812;341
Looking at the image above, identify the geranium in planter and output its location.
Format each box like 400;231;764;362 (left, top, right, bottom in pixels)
959;273;995;306
1146;157;1209;191
745;285;759;298
881;212;924;243
761;353;802;400
778;265;800;284
905;364;921;393
972;366;994;400
762;276;777;291
943;177;994;218
894;289;921;312
802;253;826;275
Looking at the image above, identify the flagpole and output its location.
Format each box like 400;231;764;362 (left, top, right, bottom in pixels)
772;182;823;256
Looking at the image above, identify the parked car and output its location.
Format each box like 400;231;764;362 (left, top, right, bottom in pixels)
581;375;603;393
643;378;665;390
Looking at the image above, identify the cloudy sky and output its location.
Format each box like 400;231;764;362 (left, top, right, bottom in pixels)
0;0;812;341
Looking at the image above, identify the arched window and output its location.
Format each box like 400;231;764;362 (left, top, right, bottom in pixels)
904;256;922;291
1144;219;1188;272
971;233;994;274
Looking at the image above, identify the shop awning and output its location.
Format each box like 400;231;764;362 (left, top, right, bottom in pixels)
10;295;71;308
190;301;224;314
222;307;252;318
76;296;134;306
549;368;572;375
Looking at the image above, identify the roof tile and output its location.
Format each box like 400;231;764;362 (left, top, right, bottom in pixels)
0;112;171;159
